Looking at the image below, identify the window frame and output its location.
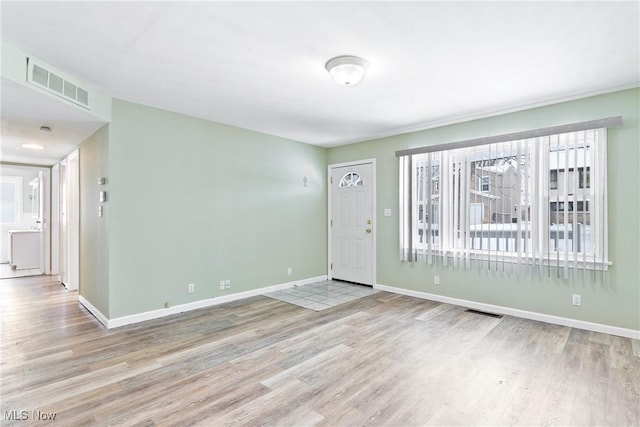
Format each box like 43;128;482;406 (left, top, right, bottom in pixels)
400;128;609;272
549;169;558;190
0;176;23;226
478;176;490;192
578;167;590;189
339;171;363;188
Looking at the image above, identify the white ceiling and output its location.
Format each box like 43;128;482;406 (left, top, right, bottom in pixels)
1;1;638;165
1;77;107;165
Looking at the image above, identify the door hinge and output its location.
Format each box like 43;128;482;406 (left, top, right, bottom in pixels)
330;177;333;184
330;219;333;227
330;263;333;270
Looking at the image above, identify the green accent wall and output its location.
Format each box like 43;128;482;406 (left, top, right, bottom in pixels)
327;88;639;330
78;89;638;332
105;100;327;318
79;124;110;316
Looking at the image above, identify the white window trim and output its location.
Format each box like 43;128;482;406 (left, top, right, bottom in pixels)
478;176;490;192
399;128;610;276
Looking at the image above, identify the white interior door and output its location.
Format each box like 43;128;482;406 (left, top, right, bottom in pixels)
57;152;79;291
330;162;374;285
65;151;79;291
38;170;53;274
51;164;60;277
38;171;46;272
59;160;68;286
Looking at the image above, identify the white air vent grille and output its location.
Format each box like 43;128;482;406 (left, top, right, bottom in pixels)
49;72;63;94
32;64;49;86
77;87;88;105
27;59;90;109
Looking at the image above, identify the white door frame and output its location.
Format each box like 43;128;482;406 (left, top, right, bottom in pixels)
43;168;52;274
59;159;68;287
51;164;60;278
65;150;79;291
1;164;52;273
328;159;376;286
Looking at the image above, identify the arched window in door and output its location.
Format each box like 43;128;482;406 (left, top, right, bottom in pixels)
339;172;363;188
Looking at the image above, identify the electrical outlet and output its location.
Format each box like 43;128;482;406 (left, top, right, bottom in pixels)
225;279;230;289
434;275;440;285
572;294;581;306
287;267;293;276
187;283;195;294
219;280;225;290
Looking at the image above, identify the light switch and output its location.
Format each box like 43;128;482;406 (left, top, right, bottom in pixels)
98;206;103;217
99;191;107;202
384;208;392;217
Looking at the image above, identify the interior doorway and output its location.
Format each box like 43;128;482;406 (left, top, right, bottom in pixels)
0;164;51;279
328;160;376;286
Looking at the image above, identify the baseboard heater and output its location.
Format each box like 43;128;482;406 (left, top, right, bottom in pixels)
466;308;503;319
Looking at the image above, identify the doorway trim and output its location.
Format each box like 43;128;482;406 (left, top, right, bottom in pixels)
327;159;376;286
0;162;52;275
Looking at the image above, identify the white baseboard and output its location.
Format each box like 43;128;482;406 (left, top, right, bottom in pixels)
78;295;110;328
79;275;328;329
374;284;640;340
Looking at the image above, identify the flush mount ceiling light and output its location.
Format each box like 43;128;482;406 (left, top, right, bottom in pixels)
22;143;45;150
325;55;368;86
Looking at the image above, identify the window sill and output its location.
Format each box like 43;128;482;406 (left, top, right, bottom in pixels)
413;249;612;271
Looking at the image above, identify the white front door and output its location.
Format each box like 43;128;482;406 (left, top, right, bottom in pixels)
330;162;374;285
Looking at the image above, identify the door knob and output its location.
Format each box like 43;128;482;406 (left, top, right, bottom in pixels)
366;228;372;234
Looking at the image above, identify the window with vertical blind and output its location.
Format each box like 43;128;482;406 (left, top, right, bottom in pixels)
397;117;621;278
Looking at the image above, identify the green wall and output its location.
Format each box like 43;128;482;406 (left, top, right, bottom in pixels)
106;100;327;318
79;124;110;316
327;88;639;330
79;89;638;331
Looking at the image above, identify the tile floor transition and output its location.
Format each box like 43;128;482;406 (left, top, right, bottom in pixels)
263;280;379;311
0;263;43;280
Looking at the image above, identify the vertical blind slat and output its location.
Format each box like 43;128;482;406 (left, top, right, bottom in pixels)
563;133;570;279
571;132;578;278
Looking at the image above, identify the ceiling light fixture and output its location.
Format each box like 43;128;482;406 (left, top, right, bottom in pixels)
22;143;45;150
39;125;52;132
325;55;368;86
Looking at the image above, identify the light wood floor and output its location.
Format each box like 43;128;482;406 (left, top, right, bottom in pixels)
1;275;639;426
0;263;42;280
